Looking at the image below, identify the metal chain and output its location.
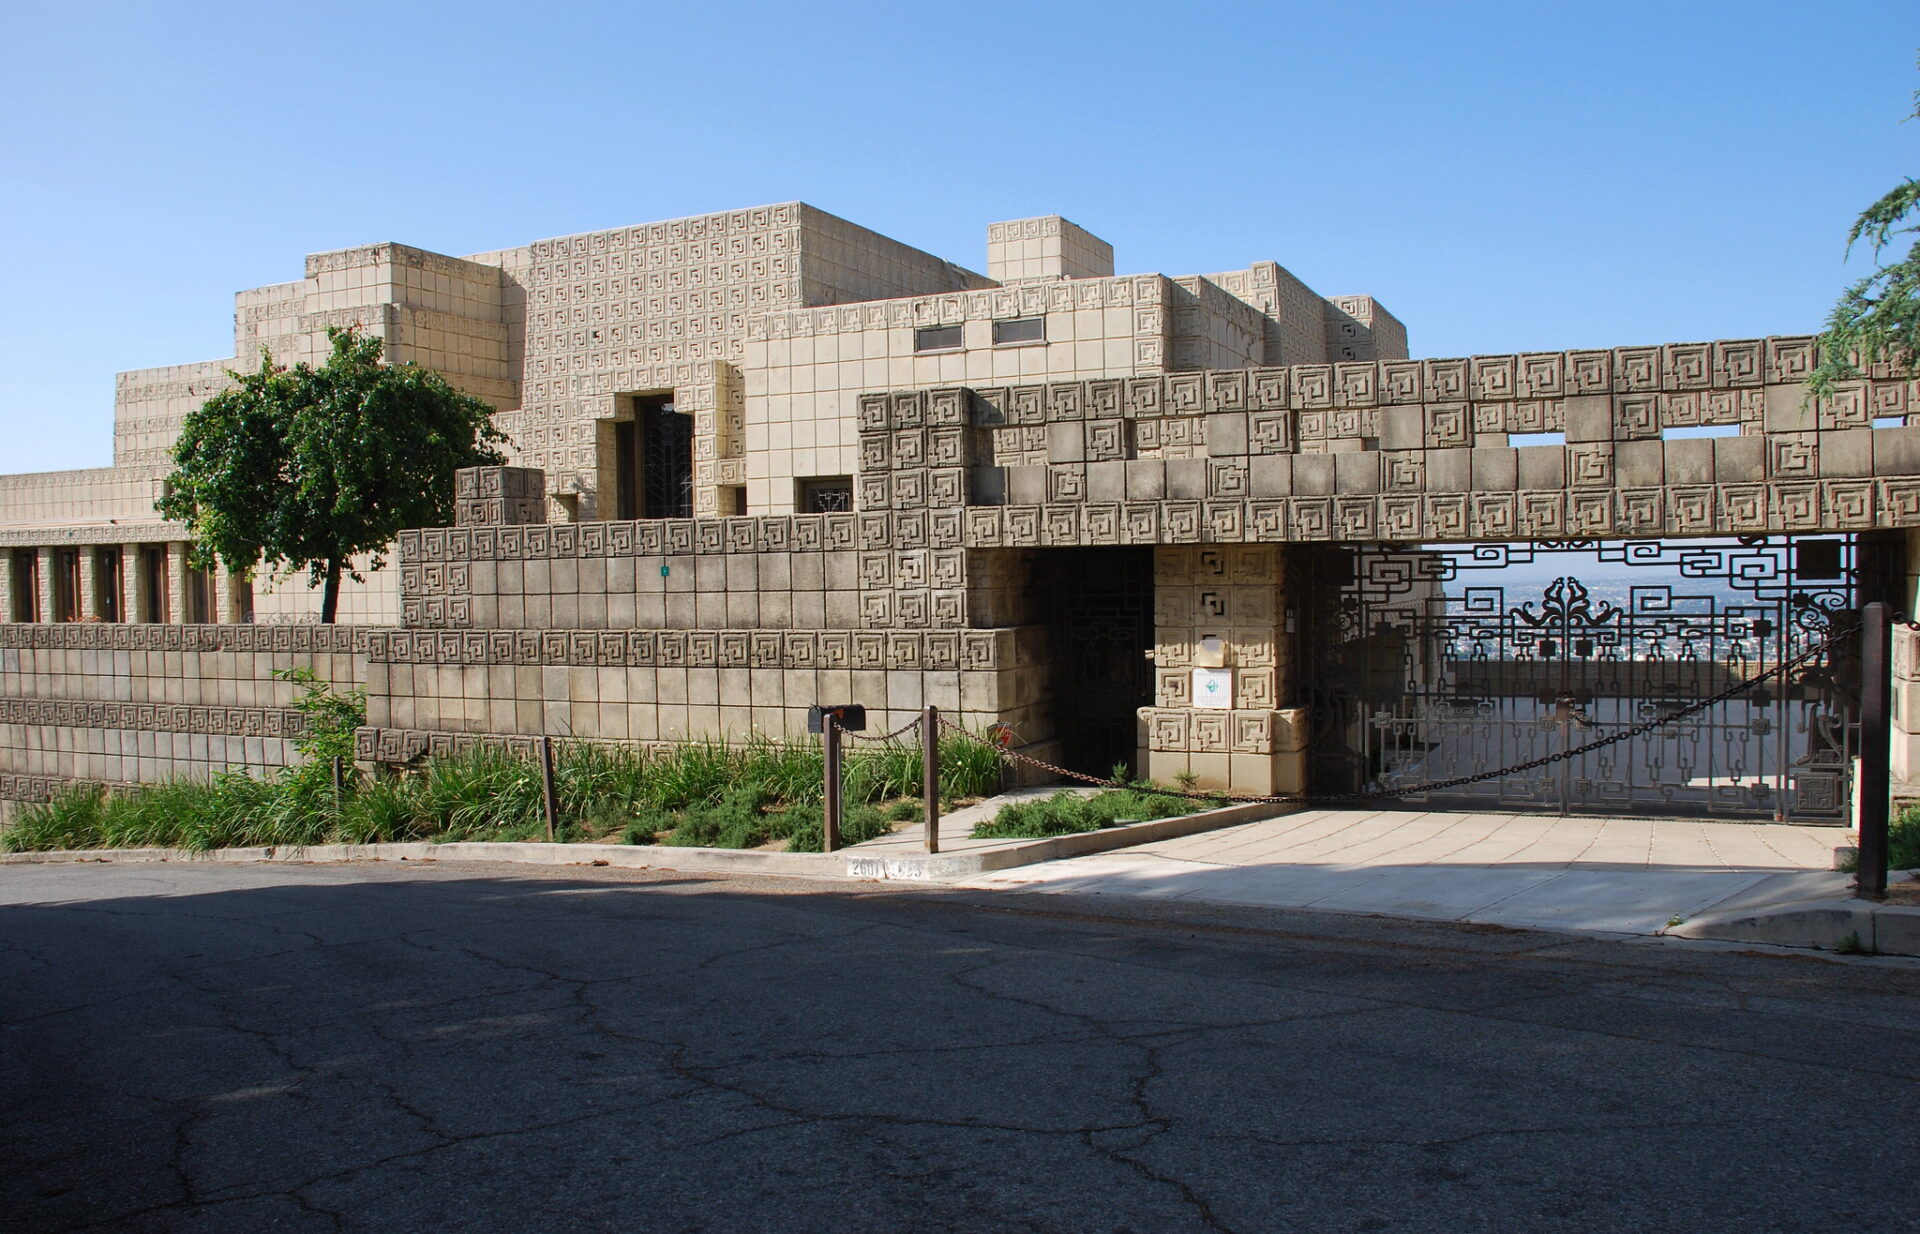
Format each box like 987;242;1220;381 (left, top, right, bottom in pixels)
937;621;1860;807
838;714;926;744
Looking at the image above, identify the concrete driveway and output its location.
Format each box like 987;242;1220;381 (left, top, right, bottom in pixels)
961;808;1851;935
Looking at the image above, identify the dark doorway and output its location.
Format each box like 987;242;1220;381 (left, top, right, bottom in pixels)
1035;546;1155;777
614;394;693;519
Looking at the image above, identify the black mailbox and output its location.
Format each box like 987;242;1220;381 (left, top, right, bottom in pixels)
807;703;867;733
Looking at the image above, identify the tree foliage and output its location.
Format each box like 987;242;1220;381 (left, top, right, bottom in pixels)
1811;69;1920;396
158;327;507;621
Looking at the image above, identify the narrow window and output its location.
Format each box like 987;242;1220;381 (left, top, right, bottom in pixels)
992;317;1045;345
142;546;170;623
95;548;123;623
914;324;963;352
53;550;80;623
797;477;853;513
9;549;38;622
185;566;212;624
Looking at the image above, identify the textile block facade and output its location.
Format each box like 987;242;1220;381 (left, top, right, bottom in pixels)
11;199;1920;807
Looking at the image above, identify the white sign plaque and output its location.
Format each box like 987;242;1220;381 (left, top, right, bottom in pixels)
1191;668;1233;710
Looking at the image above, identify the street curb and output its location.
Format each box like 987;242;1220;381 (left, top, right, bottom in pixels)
844;800;1296;880
0;800;1292;880
1669;873;1920;956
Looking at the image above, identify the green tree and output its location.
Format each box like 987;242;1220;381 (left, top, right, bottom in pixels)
158;327;508;622
1810;68;1920;396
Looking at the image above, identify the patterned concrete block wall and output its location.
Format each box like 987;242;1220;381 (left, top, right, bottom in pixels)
1138;544;1306;795
849;338;1920;545
356;624;1050;764
0;624;367;805
354;465;1058;763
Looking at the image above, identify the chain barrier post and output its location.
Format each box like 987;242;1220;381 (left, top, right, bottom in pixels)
540;735;560;843
822;717;842;854
923;706;940;854
1857;602;1891;901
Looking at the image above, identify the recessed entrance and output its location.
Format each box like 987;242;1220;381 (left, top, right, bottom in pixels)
612;393;692;519
1034;546;1155;777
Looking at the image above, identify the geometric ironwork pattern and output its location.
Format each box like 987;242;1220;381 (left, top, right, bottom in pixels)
1292;536;1859;821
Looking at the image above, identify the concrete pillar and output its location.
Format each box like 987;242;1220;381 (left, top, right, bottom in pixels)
122;544;144;622
76;549;100;621
167;543;191;624
1136;544;1304;797
0;551;11;623
211;561;234;624
1889;530;1920;792
36;548;56;624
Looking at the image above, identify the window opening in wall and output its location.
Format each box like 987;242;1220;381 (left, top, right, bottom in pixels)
720;485;747;516
614;393;693;520
96;548;123;623
185;566;212;624
9;549;38;622
141;546;170;623
992;317;1045;346
797;477;853;513
914;324;963;352
53;549;80;623
1662;425;1740;439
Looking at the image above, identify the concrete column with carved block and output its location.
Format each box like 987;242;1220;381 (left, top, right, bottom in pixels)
122;544;145;623
36;548;56;624
76;549;100;621
1138;543;1304;796
0;551;12;623
167;543;190;624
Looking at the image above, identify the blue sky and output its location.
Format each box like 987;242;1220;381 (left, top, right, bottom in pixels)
1;1;1915;474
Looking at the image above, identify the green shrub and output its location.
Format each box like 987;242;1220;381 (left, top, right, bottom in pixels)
664;786;773;848
1891;804;1920;871
971;786;1217;840
780;802;892;852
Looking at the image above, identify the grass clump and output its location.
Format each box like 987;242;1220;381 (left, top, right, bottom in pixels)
1;693;1012;857
971;783;1219;840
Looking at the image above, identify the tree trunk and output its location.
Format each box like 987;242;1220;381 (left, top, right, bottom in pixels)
320;557;341;624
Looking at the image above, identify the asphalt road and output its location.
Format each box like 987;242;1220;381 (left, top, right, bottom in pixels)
4;861;1919;1234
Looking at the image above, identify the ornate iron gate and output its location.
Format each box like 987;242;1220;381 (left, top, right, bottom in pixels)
1291;537;1860;821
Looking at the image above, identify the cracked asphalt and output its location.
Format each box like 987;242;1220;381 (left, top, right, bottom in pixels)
4;861;1919;1234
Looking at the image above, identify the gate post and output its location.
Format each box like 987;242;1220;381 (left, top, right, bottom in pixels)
1857;602;1891;901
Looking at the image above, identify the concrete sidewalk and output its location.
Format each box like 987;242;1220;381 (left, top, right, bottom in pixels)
958;807;1857;937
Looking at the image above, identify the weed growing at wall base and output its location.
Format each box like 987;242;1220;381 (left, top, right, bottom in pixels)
970;784;1220;840
1;731;1005;854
